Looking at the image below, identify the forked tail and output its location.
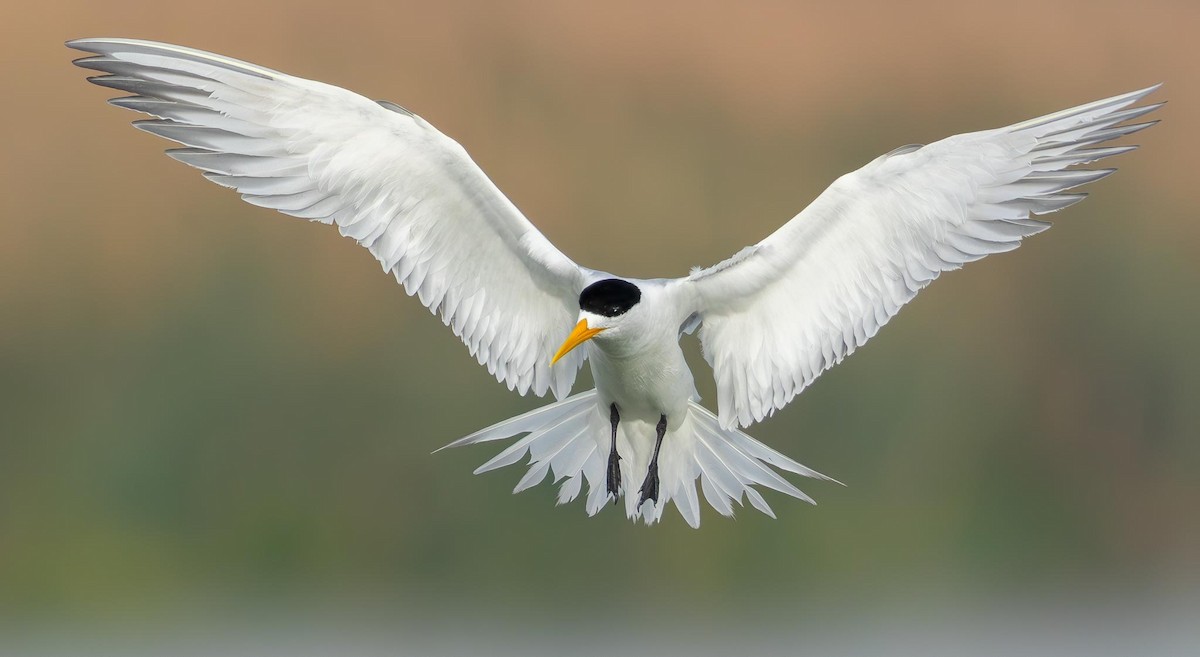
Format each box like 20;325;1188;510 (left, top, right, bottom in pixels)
438;390;838;527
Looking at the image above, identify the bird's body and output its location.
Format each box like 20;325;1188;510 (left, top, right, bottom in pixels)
586;281;695;419
69;37;1162;527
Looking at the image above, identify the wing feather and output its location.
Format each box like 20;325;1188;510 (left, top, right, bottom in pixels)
70;38;592;398
685;85;1162;428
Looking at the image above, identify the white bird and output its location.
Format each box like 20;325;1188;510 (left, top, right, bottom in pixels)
69;38;1162;527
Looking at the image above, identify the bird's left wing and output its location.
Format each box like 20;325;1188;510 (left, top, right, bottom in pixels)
70;38;590;399
682;85;1162;428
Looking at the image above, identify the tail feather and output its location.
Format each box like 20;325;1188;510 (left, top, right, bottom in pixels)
439;390;834;528
435;391;594;450
471;401;593;474
513;460;550;494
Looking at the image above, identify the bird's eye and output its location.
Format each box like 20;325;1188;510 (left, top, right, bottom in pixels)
579;279;641;317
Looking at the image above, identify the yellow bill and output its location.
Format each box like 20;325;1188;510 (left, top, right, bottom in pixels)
551;319;605;365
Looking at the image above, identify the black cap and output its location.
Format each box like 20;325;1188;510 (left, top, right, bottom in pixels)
579;279;641;317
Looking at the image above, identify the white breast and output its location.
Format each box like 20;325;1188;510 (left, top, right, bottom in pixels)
587;334;695;421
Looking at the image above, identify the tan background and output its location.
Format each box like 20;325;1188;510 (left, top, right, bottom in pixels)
2;1;1198;654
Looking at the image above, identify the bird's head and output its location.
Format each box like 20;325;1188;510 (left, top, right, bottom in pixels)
551;278;642;365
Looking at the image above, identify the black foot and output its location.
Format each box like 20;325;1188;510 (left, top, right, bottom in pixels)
607;403;621;503
637;414;668;507
606;449;622;501
637;463;660;506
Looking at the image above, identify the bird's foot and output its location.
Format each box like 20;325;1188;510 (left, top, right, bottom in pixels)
606;449;622;503
637;463;660;507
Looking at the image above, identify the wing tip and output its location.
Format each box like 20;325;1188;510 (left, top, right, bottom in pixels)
67;37;279;80
65;37;96;52
67;37;149;55
1106;82;1164;107
1011;83;1165;134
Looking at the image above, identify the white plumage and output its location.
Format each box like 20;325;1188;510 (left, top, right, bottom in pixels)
687;91;1161;428
70;38;1161;527
71;38;590;399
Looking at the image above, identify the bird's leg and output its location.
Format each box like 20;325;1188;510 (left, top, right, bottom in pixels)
637;414;668;507
607;403;621;503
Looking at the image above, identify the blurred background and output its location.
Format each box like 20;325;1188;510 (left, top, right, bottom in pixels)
2;1;1198;654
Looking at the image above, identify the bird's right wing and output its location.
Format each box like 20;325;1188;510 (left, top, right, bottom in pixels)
70;38;591;399
682;85;1162;428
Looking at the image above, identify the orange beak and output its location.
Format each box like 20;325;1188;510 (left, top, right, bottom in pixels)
551;319;605;365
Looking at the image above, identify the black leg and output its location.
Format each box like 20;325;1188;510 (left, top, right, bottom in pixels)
637;414;667;506
606;403;621;502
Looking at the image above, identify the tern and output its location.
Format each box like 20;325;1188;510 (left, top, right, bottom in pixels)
69;38;1161;527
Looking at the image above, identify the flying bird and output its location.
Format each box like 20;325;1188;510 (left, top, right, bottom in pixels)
69;38;1162;527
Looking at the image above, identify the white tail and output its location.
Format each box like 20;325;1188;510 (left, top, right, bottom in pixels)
437;390;838;527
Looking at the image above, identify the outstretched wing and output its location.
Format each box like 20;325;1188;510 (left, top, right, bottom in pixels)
683;85;1162;428
70;38;591;399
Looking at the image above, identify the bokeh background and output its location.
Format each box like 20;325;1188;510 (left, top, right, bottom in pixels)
3;1;1198;654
